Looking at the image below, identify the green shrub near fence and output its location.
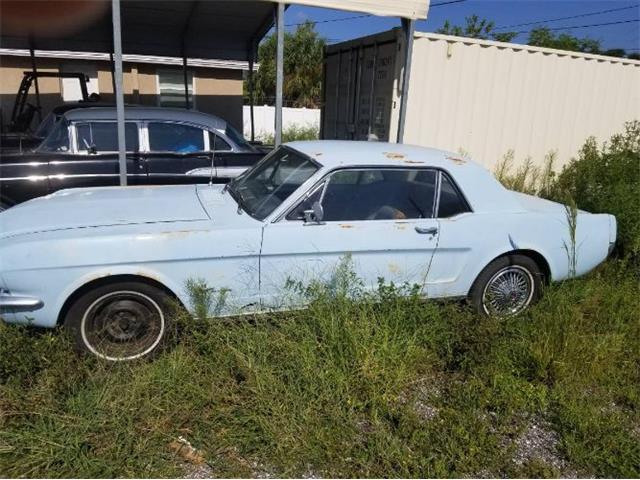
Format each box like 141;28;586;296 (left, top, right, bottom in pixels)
494;121;640;259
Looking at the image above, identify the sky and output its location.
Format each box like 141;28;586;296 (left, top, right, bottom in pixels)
283;0;640;52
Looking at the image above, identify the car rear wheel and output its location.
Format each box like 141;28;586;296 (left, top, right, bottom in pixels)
469;254;543;316
64;281;172;361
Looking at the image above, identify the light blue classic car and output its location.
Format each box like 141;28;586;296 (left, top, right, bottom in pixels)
0;141;616;360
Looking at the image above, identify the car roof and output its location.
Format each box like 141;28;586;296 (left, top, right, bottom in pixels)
285;140;519;213
286;140;479;171
62;106;227;130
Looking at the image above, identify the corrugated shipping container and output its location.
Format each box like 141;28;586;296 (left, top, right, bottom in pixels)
321;30;640;168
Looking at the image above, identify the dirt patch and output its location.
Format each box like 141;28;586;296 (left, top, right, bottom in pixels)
397;374;443;422
183;463;215;479
511;418;576;477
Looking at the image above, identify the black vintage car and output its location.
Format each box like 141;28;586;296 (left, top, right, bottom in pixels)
0;106;266;209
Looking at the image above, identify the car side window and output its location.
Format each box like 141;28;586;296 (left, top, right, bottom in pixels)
300;168;438;222
148;122;205;153
438;173;471;218
286;183;324;221
208;131;232;151
75;122;139;153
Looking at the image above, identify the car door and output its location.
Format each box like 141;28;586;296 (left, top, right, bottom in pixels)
421;171;477;299
48;120;146;192
145;121;213;185
259;167;441;309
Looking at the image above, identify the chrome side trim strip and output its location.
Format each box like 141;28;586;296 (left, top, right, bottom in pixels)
0;293;44;313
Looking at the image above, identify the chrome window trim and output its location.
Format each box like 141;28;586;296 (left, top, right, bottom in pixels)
436;170;472;219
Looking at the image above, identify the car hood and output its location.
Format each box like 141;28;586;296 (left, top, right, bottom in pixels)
0;185;211;239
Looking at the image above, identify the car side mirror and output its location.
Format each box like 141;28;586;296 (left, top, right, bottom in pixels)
87;144;97;155
303;201;324;225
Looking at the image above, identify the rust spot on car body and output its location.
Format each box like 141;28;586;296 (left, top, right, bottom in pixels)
339;224;355;229
384;152;424;164
394;222;408;230
446;156;467;165
384;152;406;160
158;229;206;238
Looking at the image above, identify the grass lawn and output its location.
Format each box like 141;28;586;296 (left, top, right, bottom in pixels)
1;259;638;478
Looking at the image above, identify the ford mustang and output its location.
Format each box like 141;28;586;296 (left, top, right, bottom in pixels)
0;141;616;361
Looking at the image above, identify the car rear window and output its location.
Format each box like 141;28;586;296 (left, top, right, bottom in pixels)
438;173;471;218
148;122;205;153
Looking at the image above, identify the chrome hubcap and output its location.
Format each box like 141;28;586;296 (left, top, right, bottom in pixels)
482;266;534;316
81;291;165;361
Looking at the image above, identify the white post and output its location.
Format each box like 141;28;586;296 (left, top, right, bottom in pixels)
274;2;284;146
112;0;127;186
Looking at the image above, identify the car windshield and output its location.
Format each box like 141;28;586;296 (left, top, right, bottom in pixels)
228;146;319;220
37;118;71;153
33;112;58;139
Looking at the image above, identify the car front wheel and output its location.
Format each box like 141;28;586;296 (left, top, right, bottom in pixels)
64;281;172;361
469;254;543;316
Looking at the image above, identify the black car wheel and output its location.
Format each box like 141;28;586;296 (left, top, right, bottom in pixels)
64;281;172;361
469;254;543;316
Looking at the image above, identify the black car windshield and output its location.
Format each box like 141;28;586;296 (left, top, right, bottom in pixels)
33;112;58;139
229;147;319;220
37;119;71;153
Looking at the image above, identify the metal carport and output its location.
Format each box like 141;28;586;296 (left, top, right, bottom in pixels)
0;0;429;186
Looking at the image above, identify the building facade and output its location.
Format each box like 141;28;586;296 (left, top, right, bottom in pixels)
0;49;247;133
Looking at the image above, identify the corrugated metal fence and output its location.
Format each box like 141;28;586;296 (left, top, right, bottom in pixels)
323;30;640;169
404;33;640;168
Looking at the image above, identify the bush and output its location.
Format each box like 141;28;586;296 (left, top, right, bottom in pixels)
548;121;640;257
494;121;640;258
260;123;319;145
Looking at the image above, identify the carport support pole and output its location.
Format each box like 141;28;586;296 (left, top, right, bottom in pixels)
111;0;127;186
396;18;415;144
248;43;256;142
274;2;284;147
28;41;42;123
182;55;190;109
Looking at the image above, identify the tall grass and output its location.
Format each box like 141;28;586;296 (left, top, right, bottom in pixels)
494;150;556;197
1;260;638;478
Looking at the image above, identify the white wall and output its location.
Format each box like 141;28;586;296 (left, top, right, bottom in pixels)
404;33;640;169
243;105;320;140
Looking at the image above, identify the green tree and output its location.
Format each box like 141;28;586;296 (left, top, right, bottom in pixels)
248;21;325;108
527;27;600;53
437;15;517;42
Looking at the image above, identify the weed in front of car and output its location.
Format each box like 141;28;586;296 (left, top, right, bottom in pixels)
1;258;639;478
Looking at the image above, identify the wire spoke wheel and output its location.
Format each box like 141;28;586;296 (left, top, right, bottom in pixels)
482;266;535;316
80;290;165;361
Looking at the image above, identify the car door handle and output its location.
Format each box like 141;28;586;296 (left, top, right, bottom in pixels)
415;226;438;235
